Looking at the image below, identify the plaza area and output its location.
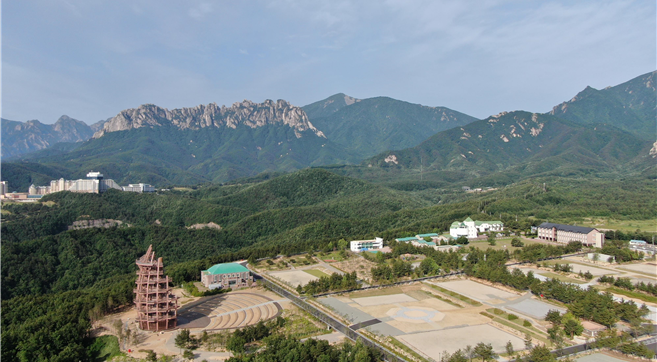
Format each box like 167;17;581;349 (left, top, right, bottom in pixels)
269;270;319;287
177;291;286;330
317;281;529;360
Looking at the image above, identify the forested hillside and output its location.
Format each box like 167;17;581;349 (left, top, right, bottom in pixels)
306;95;477;158
550;71;656;140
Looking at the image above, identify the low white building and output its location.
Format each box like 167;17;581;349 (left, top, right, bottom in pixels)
350;237;384;252
26;172;154;195
122;183;156;193
449;217;504;238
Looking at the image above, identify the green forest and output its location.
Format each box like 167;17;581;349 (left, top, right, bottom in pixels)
2;168;656;361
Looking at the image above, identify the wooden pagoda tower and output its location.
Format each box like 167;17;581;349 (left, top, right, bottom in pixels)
134;245;178;331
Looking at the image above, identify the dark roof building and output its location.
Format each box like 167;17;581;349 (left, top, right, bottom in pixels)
537;222;605;248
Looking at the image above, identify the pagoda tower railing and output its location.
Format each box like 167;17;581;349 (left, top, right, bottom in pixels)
134;245;178;331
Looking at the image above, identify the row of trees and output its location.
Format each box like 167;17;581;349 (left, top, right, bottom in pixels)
598;275;657;296
589;328;655;359
225;335;383;362
298;272;359;295
461;248;650;327
599;240;645;262
371;260;413;283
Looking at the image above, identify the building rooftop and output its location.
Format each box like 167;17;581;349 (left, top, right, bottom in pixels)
416;233;439;238
396;237;420;242
204;263;249;275
464;217;474;222
538;222;596;234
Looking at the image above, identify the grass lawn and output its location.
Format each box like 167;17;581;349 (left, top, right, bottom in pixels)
304;269;331;278
597;285;657;304
578;217;657;233
89;335;124;361
319;251;350;262
537;271;587;284
540;259;618;273
281;307;331;339
486;309;549;336
348;286;404;299
421;290;463;308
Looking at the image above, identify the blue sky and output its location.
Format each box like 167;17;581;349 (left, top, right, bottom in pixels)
2;0;655;124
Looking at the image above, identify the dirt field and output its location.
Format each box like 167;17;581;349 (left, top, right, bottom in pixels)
352;294;417;306
576;352;634;362
396;324;525;357
432;279;519;304
269;270;319;287
555;259;620;276
329;255;378;282
618;263;657;276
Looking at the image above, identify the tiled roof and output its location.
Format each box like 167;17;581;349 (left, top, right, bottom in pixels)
538;222;596;234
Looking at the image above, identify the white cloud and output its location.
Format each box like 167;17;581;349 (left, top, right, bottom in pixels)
2;0;654;122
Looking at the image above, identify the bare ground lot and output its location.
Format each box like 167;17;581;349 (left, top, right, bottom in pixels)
507;298;566;319
432;279;519;304
576;352;635;362
352;294;417;307
554;259;620;276
396;324;525;358
269;270;318;287
618;263;657;276
329;256;378;282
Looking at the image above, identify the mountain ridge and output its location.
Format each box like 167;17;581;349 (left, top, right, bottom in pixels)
1;116;97;158
94;99;325;139
304;95;478;158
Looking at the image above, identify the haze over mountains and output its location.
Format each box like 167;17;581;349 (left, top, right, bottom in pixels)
1;116;106;158
1;71;654;191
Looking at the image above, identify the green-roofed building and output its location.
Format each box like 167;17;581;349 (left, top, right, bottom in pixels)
396;236;421;242
416;233;439;238
201;262;253;290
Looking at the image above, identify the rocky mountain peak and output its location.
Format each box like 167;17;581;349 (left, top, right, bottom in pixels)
93;99;324;139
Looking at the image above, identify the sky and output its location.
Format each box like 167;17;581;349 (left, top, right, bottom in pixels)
2;0;655;124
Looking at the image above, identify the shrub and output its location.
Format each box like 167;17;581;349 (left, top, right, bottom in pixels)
523;320;532;327
508;314;519;321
